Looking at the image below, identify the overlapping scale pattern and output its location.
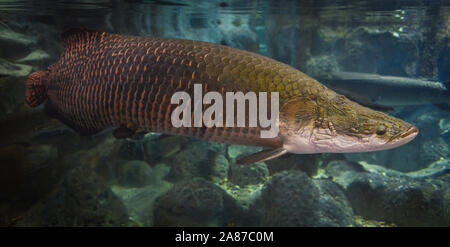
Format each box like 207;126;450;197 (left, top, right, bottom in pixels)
44;29;324;147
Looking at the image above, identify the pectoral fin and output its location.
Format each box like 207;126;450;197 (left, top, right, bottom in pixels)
236;147;288;165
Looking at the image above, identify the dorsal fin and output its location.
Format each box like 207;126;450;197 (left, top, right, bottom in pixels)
60;28;105;56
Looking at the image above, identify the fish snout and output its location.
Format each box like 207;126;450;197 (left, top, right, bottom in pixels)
387;125;419;147
400;125;419;139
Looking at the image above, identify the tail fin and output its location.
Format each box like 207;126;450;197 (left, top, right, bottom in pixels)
26;70;47;107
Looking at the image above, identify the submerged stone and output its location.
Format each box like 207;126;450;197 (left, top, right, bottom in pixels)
0;76;26;116
16;50;51;65
154;177;240;227
0;58;32;77
211;153;230;182
14;164;129;226
250;170;355;226
0;28;35;59
229;162;269;187
111;163;172;226
324;160;450;226
116;160;154;187
227;145;262;161
265;153;320;177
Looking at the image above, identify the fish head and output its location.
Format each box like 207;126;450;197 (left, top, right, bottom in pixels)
279;93;418;154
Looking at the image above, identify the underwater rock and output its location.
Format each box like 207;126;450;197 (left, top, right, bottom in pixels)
111;183;172;227
19;145;58;201
1;128;113;204
324;160;450;226
407;158;450;179
157;135;187;157
168;147;207;181
22;145;58;174
154;177;239;227
57;135;122;183
219;181;264;212
289;14;440;78
15;163;129;226
265;11;304;66
118;139;145;161
216;13;259;51
16;49;51;66
250;170;355;226
144;132;162;140
0;143;59;202
229;162;269;187
265;153;320;177
0;107;50;146
440;117;450;137
116;160;154;187
166;139;225;181
0;28;35;59
227;145;262;161
111;163;172;226
29;127;112;162
313;179;355;226
95;135;125;160
411;105;445;140
211;153;230;183
421;138;450;165
0;58;32;77
0;76;26;116
136;2;258;51
341;28;418;75
250;170;319;226
0;28;36;45
135;3;221;42
29;127;80;149
142;135;162;164
116;160;171;188
305;55;339;77
438;44;449;80
204;140;228;155
143;134;219;165
143;135;190;164
0;144;25;201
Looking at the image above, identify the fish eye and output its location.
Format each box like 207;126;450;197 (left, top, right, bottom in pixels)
376;125;386;136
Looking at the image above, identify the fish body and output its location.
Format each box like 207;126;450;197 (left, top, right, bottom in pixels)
25;29;418;163
316;71;450;107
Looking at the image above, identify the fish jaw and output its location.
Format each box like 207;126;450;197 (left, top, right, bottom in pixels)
281;125;418;154
382;125;419;150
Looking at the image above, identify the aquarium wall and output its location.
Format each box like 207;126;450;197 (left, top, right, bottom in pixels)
0;0;448;226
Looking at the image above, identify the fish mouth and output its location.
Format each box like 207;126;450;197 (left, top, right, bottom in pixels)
387;125;419;146
400;126;419;139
